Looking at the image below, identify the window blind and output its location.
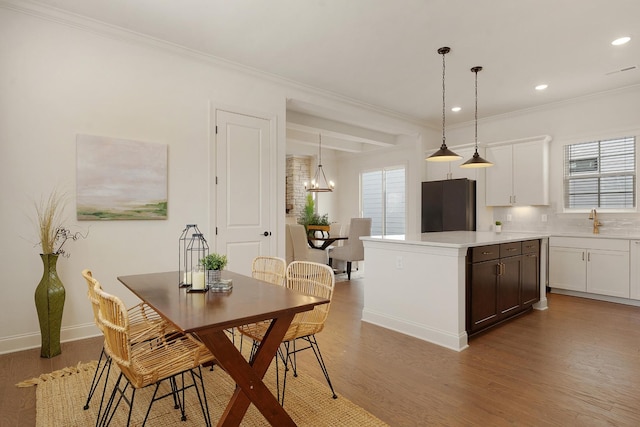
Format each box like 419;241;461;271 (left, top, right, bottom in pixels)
362;167;405;236
564;136;636;209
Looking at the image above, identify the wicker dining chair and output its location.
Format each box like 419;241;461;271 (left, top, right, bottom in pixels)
236;256;288;352
251;256;286;286
81;269;177;415
94;283;215;427
238;260;337;404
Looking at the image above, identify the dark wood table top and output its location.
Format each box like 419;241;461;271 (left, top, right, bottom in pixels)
117;270;329;333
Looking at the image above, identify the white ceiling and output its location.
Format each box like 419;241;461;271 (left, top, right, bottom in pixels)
18;0;640;131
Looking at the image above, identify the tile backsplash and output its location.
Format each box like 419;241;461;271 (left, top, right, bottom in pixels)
493;205;640;236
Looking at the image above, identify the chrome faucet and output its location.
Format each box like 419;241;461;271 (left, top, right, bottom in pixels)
588;209;602;234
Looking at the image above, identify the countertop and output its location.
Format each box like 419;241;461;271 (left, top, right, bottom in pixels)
361;231;550;249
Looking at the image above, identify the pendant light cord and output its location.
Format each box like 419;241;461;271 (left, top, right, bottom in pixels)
471;66;483;155
474;68;478;153
441;50;446;148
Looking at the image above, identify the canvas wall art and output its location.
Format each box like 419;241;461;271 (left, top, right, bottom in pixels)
76;134;168;220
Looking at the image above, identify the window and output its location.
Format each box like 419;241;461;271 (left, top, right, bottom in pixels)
361;167;405;236
564;136;636;209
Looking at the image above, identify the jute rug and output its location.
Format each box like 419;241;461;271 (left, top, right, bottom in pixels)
18;359;388;426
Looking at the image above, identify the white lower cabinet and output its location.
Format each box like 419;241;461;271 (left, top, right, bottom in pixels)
631;240;640;300
549;246;587;291
549;237;630;298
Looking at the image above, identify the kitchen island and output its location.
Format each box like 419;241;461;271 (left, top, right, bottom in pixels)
360;231;549;351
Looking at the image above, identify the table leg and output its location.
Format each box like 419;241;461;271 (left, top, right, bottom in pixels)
197;313;296;427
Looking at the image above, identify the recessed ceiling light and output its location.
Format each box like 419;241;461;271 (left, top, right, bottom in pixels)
451;106;461;112
612;37;631;46
535;84;548;91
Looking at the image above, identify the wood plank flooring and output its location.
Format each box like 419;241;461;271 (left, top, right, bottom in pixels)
1;278;639;426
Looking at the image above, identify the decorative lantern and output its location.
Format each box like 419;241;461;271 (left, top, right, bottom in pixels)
178;224;209;287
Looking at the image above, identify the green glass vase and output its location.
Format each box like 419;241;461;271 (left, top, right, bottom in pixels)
34;254;66;358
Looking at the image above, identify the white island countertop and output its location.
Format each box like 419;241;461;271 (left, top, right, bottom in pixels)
362;231;550;249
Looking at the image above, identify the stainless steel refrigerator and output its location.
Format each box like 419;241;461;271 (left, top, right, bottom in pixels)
421;178;476;232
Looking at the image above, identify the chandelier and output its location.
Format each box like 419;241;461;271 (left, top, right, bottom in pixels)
305;133;334;192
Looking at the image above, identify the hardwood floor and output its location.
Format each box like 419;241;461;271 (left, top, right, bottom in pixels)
1;278;639;426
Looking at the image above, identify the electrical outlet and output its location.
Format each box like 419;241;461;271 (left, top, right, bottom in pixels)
541;214;548;222
396;256;403;269
506;214;512;222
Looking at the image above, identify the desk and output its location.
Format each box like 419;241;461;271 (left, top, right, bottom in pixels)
118;270;329;426
308;235;348;250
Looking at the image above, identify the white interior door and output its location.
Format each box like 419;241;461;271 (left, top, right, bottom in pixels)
214;110;273;276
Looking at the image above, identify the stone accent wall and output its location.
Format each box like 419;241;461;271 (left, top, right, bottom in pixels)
286;155;311;220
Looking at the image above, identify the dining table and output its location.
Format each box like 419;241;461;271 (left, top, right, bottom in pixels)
307;235;348;250
117;269;329;426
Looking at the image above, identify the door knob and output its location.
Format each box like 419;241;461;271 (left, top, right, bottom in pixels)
262;231;271;236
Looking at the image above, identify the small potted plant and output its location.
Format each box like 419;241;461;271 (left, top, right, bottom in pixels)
200;253;228;284
495;221;502;233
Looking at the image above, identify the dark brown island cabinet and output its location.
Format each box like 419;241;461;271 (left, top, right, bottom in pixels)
466;239;540;335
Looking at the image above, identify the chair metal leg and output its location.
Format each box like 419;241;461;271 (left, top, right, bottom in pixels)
98;372;127;427
346;261;352;280
190;366;213;427
280;335;337;405
84;345;110;410
305;335;338;399
94;355;113;427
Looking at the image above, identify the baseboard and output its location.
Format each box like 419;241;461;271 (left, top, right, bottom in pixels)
0;323;100;355
550;289;640;307
361;308;468;352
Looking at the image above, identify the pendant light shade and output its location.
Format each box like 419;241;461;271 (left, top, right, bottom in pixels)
304;133;335;192
427;47;461;162
460;66;493;168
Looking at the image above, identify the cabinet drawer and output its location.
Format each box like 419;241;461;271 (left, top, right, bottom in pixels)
522;239;540;254
470;244;500;262
500;241;522;257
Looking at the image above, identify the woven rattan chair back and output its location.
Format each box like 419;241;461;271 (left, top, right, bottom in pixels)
284;261;335;340
82;269;104;332
94;284;133;371
252;256;286;286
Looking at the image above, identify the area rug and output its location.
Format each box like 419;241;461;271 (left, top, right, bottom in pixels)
19;359;388;426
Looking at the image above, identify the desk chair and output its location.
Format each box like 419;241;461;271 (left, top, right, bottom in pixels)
329;217;372;280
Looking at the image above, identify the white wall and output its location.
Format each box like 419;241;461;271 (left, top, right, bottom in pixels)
0;6;429;353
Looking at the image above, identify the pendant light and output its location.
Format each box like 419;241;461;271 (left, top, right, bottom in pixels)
426;47;461;162
460;66;493;168
304;133;335;192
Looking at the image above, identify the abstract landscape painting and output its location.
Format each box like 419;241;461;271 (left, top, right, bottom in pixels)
76;134;168;220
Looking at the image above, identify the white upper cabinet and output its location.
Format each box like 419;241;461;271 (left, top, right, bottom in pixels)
426;145;478;181
485;136;550;206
